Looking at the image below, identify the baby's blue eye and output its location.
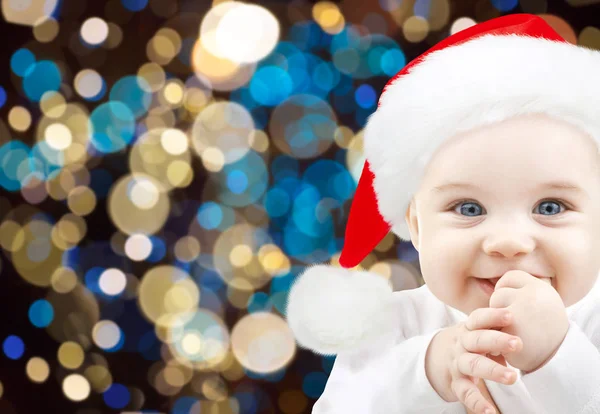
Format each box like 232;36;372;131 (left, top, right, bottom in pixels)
451;200;566;217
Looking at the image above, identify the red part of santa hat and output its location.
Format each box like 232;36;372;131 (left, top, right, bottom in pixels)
286;14;600;356
339;13;565;269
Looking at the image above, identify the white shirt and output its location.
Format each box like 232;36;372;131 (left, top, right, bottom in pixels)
312;274;600;413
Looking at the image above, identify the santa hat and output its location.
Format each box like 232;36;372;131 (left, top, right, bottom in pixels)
285;13;600;355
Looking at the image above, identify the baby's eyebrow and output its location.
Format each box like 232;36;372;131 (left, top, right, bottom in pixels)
431;181;589;199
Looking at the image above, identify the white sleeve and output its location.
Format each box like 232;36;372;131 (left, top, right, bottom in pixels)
311;328;466;414
520;321;600;414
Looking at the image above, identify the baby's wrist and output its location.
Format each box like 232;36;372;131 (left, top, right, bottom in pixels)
425;328;455;401
523;323;569;374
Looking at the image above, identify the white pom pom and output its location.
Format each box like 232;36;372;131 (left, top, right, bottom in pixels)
285;264;397;355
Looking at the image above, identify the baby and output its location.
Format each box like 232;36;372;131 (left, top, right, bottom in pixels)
285;14;600;414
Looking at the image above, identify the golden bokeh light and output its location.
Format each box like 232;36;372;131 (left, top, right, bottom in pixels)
50;266;78;293
33;17;59;42
403;15;430;43
138;265;200;326
167;309;230;369
45;284;100;345
107;173;170;235
138;62;166;93
312;2;345;35
67;186;97;216
173;235;201;262
0;220;25;252
191;37;257;92
52;213;87;250
162;80;184;106
230;312;296;374
36;104;92;166
11;218;63;287
213;223;275;290
129;128;193;191
39;91;67;119
26;357;50;383
58;341;85;369
104;22;123;49
84;365;113;393
579;26;600;50
1;0;58;26
201;375;229;402
257;244;291;277
147;27;182;65
190;101;254;166
8;106;32;132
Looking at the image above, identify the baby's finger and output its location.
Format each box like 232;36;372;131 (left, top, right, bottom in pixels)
466;307;513;331
451;377;496;414
457;352;518;385
461;329;522;355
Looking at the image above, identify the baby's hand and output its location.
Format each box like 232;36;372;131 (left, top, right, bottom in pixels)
449;307;523;414
490;270;569;373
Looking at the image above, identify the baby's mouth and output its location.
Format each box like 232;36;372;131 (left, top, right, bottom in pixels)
475;277;501;288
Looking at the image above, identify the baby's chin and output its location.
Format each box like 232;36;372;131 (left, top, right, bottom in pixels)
452;282;494;315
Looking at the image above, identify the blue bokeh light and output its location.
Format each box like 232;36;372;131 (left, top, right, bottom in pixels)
303;159;355;203
10;48;35;77
147;236;166;262
355;84;377;109
89;101;136;153
23;61;62;102
197;202;223;230
0;86;6;108
381;48;406;76
0;140;30;192
103;383;131;409
28;299;54;328
217;151;268;208
247;292;273;313
264;187;291;218
3;335;25;360
109;76;152;119
250;66;293;106
226;169;248;194
491;0;519;11
121;0;148;11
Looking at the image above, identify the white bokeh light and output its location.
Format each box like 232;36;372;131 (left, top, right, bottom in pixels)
98;268;127;296
92;320;121;350
125;234;153;261
200;2;279;64
80;17;108;45
214;4;280;64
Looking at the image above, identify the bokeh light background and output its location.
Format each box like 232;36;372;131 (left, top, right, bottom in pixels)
0;0;598;412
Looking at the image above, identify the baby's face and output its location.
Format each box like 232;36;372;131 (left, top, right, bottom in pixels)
404;113;600;315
